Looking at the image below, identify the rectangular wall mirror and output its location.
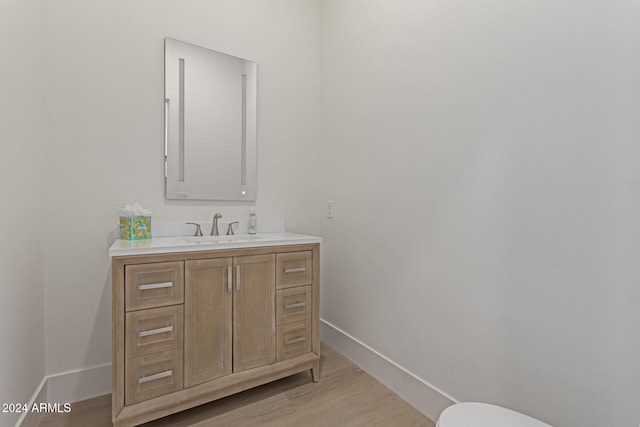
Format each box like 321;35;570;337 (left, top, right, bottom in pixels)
164;38;257;201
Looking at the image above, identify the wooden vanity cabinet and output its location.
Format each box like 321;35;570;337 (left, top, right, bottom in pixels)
112;244;319;427
183;257;232;387
184;254;275;387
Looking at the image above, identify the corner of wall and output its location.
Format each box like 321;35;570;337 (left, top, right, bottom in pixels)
16;363;112;427
14;378;47;427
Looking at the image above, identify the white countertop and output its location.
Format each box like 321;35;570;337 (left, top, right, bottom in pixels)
109;232;322;257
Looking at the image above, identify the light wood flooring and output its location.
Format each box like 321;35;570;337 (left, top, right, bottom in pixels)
41;343;435;427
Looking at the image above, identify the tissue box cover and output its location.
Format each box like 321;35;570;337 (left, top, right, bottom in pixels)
119;216;151;240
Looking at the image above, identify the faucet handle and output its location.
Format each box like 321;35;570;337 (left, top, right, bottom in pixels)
226;221;239;236
186;222;203;236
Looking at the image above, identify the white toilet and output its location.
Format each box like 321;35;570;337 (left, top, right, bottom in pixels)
436;402;552;427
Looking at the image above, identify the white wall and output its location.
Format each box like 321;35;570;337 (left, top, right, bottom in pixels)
5;1;640;426
40;0;320;384
320;1;640;426
0;1;46;426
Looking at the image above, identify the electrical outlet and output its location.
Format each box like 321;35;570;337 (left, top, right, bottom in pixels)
327;200;334;219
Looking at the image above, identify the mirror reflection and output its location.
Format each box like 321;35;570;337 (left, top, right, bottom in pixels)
164;38;257;201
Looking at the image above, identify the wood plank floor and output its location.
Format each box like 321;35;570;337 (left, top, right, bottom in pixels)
41;343;435;427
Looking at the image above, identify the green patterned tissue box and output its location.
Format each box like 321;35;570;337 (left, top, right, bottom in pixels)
119;216;152;240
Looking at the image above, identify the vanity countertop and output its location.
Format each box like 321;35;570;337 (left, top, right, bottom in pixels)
109;232;322;257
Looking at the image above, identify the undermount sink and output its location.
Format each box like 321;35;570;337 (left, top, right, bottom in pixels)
182;234;264;244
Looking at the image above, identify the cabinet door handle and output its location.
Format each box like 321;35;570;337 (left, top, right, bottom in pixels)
236;265;241;291
138;282;173;291
284;267;306;274
285;336;306;345
138;326;173;338
138;370;173;384
284;302;306;309
227;265;232;293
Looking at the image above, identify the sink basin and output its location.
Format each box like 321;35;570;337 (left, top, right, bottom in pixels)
182;234;264;244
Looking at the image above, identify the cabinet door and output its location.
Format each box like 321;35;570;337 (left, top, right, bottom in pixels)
184;258;233;387
233;254;276;372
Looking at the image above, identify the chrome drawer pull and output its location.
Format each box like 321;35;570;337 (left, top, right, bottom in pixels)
138;370;173;384
284;302;306;309
284;267;306;273
285;336;306;345
227;265;232;293
138;282;173;291
138;326;173;338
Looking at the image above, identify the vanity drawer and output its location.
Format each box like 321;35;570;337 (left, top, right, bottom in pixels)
125;349;183;405
276;320;311;361
276;251;312;289
125;261;184;311
126;305;184;359
276;286;311;326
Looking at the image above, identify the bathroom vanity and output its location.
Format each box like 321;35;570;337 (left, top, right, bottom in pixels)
109;233;321;427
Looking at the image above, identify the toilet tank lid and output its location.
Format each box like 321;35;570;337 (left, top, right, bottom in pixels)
438;402;552;427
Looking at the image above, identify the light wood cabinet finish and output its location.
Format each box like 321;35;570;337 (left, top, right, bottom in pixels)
276;319;311;361
276;251;312;289
276;285;312;326
125;349;184;405
112;243;320;427
125;305;183;359
184;258;232;387
125;261;184;311
233;254;276;372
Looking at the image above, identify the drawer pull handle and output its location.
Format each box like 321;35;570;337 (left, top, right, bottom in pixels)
227;265;232;293
138;326;173;338
284;267;306;274
138;282;173;291
285;336;306;345
236;265;241;291
138;370;173;384
284;302;306;309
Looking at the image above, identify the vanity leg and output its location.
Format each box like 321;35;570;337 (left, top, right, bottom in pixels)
311;360;321;382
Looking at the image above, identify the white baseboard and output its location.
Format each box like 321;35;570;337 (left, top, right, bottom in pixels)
46;362;112;404
17;363;112;427
320;318;457;423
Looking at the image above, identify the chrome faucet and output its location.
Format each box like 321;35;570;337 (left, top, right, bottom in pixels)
211;213;222;236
